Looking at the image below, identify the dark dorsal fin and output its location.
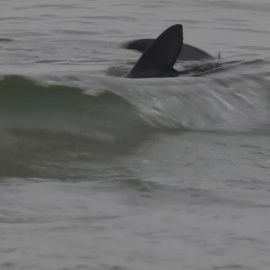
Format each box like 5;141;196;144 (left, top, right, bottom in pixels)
127;24;183;78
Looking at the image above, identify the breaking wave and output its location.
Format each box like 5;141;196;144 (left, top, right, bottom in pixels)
0;58;270;177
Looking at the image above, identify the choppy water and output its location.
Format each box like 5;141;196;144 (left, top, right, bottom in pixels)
1;0;270;269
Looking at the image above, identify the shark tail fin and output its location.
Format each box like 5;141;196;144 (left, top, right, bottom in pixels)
122;38;154;53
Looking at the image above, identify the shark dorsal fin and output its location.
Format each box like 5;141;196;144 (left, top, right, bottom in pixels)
127;24;183;78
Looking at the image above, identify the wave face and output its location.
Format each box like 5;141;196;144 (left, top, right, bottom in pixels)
1;59;270;177
0;74;152;178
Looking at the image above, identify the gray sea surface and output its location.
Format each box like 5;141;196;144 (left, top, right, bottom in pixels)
1;0;270;269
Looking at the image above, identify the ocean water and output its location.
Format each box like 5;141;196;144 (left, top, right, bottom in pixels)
1;0;270;269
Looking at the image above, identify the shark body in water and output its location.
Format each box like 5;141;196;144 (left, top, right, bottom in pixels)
120;24;219;79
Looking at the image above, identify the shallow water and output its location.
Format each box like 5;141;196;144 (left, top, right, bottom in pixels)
1;0;270;269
